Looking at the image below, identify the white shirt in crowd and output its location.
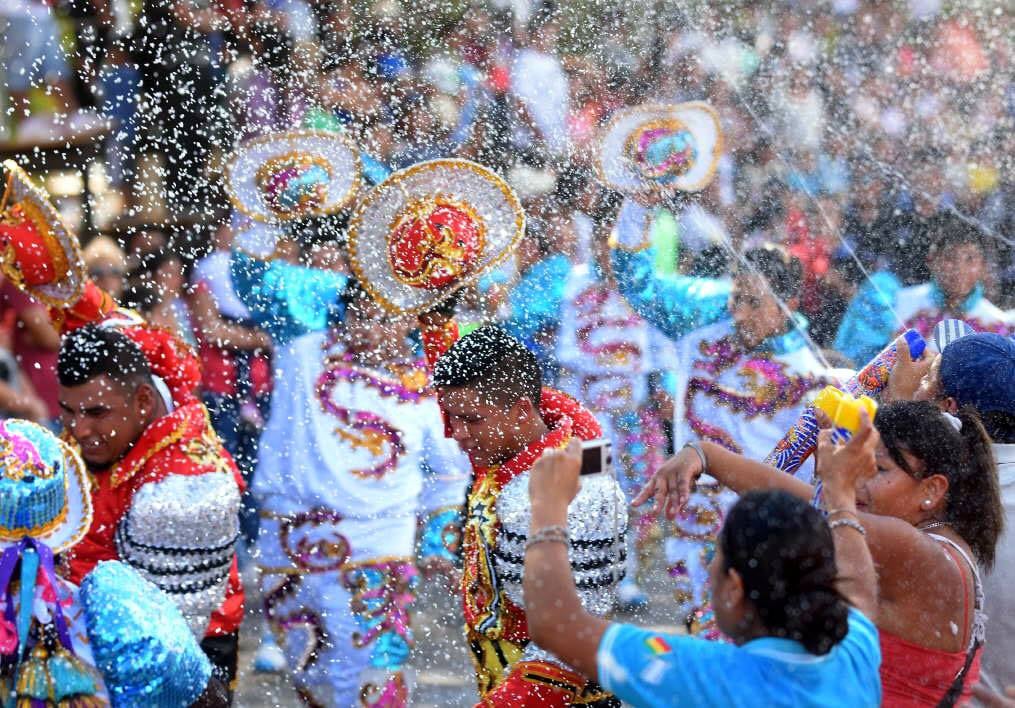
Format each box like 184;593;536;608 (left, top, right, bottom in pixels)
192;250;251;321
510;47;570;156
982;443;1015;692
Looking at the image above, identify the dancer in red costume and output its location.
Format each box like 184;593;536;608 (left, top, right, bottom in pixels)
0;161;245;699
349;157;628;706
421;317;626;707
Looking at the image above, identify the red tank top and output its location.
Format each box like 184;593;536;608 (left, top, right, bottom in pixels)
879;536;983;707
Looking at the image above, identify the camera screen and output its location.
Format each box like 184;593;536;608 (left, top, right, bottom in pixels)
580;439;613;476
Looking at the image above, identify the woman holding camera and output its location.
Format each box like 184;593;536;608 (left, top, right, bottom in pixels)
522;419;883;707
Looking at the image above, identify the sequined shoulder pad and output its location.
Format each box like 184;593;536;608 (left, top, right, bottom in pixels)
116;473;240;637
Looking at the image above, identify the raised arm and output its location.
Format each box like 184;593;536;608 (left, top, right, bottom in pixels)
523;440;610;681
416;308;460;372
633;440;815;519
609;199;730;342
639;416;934;619
230;251;347;346
814;419;880;619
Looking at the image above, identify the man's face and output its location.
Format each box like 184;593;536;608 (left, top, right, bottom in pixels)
930;243;984;303
729;274;789;351
344;297;406;355
438;385;526;468
58;375;151;469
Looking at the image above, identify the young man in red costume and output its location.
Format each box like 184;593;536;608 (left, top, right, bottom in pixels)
0;165;245;699
351;156;628;706
419;316;627;707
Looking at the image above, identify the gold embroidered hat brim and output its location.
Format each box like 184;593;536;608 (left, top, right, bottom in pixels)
224;130;362;223
347;159;525;315
597;102;723;195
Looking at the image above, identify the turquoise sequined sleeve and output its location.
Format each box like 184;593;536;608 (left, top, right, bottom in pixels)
611;248;731;343
504;254;572;344
609;199;730;342
833;271;902;366
416;402;469;565
230;252;347;345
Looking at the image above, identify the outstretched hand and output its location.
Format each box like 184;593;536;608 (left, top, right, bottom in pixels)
631;445;706;520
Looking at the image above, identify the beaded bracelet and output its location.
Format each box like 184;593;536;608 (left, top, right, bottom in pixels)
682;441;708;476
828;518;866;536
525;525;569;550
826;508;859;518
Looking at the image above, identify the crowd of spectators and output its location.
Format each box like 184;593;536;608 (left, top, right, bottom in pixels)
0;0;1011;555
1;2;1013;704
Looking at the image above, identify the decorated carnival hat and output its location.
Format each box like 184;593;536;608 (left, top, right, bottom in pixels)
597;102;723;195
347;159;525;315
0;418;92;555
0;420;99;707
0;160;86;308
224;129;361;223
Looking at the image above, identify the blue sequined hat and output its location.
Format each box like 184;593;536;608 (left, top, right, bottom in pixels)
598;102;723;195
80;561;213;708
0;418;92;554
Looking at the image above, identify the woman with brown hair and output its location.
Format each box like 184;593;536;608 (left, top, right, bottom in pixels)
637;400;1003;706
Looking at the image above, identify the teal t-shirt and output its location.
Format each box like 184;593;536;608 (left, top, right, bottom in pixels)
596;608;881;707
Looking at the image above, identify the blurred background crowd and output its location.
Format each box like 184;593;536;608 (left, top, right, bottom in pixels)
0;0;1010;483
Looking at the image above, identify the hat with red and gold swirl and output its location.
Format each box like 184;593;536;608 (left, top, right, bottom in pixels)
347;159;525;315
0;160;86;308
224;130;361;223
598;102;723;195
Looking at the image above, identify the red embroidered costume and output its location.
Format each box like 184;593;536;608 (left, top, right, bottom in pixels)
422;322;624;707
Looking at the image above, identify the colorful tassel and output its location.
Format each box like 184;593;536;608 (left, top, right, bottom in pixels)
9;624;101;707
14;643;50;699
45;646;98;701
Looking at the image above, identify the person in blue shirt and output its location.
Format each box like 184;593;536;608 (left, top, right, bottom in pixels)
834;215;1010;365
522;422;883;708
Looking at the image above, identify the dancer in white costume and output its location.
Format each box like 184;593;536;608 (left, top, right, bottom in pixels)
253;282;468;707
610;198;833;633
556;236;670;609
223;131;468;705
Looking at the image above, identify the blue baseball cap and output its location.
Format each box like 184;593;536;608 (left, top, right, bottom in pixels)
940;333;1015;414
